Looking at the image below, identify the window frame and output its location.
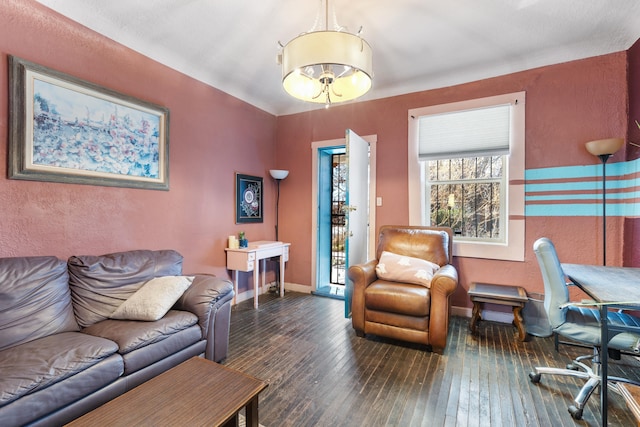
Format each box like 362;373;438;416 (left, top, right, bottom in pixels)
408;92;526;261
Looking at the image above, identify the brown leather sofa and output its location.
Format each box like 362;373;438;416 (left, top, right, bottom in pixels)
0;249;234;427
347;226;458;353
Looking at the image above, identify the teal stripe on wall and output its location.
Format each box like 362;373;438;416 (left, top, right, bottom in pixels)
525;203;637;217
525;158;640;217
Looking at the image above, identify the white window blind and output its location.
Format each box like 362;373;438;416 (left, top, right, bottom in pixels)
418;104;511;160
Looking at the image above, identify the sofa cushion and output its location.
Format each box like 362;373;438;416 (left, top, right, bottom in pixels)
111;276;195;321
68;249;184;327
375;251;439;288
0;331;120;407
0;354;123;427
0;256;79;352
119;326;202;375
82;310;200;375
82;310;199;355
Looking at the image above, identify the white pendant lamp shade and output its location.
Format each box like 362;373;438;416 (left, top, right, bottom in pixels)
281;31;373;105
278;0;373;107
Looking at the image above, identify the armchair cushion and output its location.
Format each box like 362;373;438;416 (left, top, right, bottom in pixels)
375;251;440;288
365;281;431;316
110;276;194;321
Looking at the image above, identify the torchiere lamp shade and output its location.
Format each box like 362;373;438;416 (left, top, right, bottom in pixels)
585;138;624;156
269;169;289;180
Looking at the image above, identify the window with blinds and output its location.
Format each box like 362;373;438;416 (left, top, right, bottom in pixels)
418;104;511;160
418;104;513;242
408;92;525;261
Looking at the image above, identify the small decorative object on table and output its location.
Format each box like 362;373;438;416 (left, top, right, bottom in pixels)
238;231;248;248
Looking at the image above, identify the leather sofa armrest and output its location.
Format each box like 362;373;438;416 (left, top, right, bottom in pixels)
174;274;234;361
347;259;378;332
429;264;458;353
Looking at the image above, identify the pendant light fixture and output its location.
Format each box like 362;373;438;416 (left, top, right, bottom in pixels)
277;0;373;108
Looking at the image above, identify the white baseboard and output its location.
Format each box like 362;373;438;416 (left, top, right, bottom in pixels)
233;281;311;304
284;282;312;294
452;305;515;324
451;305;472;318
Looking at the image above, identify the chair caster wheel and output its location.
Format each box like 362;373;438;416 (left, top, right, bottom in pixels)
568;405;583;420
529;372;541;383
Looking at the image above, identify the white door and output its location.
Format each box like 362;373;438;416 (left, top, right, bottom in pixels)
345;129;370;317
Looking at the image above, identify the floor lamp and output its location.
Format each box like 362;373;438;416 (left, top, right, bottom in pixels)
269;169;288;293
269;169;289;241
585;138;624;266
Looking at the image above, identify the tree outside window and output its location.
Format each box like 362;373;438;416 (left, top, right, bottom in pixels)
426;155;506;242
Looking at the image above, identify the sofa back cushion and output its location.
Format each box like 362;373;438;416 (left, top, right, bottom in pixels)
68;249;184;328
0;256;79;351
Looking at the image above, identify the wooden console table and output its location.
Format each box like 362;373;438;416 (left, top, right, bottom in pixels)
468;282;528;342
67;357;267;427
226;240;290;309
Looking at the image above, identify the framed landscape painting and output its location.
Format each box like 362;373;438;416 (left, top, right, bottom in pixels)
235;173;263;223
8;56;170;190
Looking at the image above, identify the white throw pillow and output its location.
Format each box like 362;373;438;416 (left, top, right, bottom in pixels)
110;275;195;321
376;251;440;288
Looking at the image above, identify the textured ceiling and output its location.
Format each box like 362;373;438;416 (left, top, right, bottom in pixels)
35;0;640;116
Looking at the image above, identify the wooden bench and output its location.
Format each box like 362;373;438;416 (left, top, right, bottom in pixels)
468;282;528;342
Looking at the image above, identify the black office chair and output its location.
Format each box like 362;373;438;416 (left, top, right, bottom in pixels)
530;237;640;420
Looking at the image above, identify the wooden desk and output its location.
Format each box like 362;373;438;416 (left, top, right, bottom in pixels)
561;263;640;426
226;241;290;309
67;357;267;427
468;282;528;342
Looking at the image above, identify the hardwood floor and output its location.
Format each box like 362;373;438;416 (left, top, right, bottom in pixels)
225;292;639;426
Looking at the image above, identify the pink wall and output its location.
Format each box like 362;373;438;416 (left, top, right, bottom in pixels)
0;1;278;288
2;1;637;310
276;52;630;309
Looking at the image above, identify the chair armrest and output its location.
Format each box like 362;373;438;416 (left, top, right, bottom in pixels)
431;264;458;294
348;259;378;288
347;259;378;331
174;274;234;361
429;264;458;353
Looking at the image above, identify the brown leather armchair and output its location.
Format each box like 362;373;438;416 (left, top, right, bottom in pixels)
347;226;458;353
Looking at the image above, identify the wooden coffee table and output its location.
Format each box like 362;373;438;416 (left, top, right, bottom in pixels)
67;357;267;427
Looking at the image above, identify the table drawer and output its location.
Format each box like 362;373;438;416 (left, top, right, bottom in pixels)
227;252;255;272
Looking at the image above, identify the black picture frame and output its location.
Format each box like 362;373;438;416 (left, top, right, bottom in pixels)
8;55;170;190
235;173;263;223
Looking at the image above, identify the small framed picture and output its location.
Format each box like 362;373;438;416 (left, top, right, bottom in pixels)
235;173;263;223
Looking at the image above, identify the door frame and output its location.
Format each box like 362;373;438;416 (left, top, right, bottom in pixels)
310;135;377;292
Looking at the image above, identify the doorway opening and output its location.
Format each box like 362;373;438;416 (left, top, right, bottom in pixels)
310;133;377;305
314;148;347;299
